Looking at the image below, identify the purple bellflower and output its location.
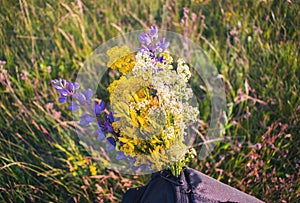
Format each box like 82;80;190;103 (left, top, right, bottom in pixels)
138;25;169;58
95;101;105;115
68;101;79;111
79;114;94;126
95;128;106;141
116;151;126;160
149;26;158;39
73;88;93;104
156;38;169;52
138;33;152;45
52;79;80;104
106;137;116;151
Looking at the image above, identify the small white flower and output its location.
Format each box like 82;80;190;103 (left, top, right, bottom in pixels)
177;64;191;82
166;126;175;139
137;100;149;109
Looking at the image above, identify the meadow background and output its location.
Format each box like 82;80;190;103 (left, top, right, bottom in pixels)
0;0;299;202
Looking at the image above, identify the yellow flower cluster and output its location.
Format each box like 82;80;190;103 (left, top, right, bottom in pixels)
67;154;87;177
67;154;98;176
110;79;175;170
107;76;125;101
89;163;97;176
107;46;136;75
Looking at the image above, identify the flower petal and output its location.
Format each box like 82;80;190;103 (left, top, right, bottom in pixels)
66;82;74;92
83;89;93;103
68;101;79;111
74;82;80;90
150;26;158;39
58;96;67;104
79;114;94;126
95;101;105;115
59;89;68;97
74;92;86;104
116;152;126;160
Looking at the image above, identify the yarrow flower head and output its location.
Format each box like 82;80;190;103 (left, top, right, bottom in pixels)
52;26;199;176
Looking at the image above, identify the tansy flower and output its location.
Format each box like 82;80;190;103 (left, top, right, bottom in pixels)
89;163;97;176
107;46;135;75
107;46;130;66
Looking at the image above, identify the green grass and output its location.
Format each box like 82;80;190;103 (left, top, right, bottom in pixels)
0;0;299;202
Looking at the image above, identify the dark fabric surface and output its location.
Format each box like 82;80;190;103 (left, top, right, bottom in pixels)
122;167;264;203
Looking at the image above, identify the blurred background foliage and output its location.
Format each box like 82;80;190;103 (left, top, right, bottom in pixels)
0;0;299;202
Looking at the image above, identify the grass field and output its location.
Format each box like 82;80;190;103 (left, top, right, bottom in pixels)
0;0;299;202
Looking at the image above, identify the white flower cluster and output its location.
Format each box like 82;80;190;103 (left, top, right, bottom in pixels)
165;126;175;139
131;51;199;139
132;51;156;80
177;58;192;82
129;100;150;111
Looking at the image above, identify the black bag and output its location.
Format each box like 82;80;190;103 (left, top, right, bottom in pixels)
122;167;264;203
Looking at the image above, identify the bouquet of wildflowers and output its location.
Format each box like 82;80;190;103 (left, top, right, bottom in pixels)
52;26;199;177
